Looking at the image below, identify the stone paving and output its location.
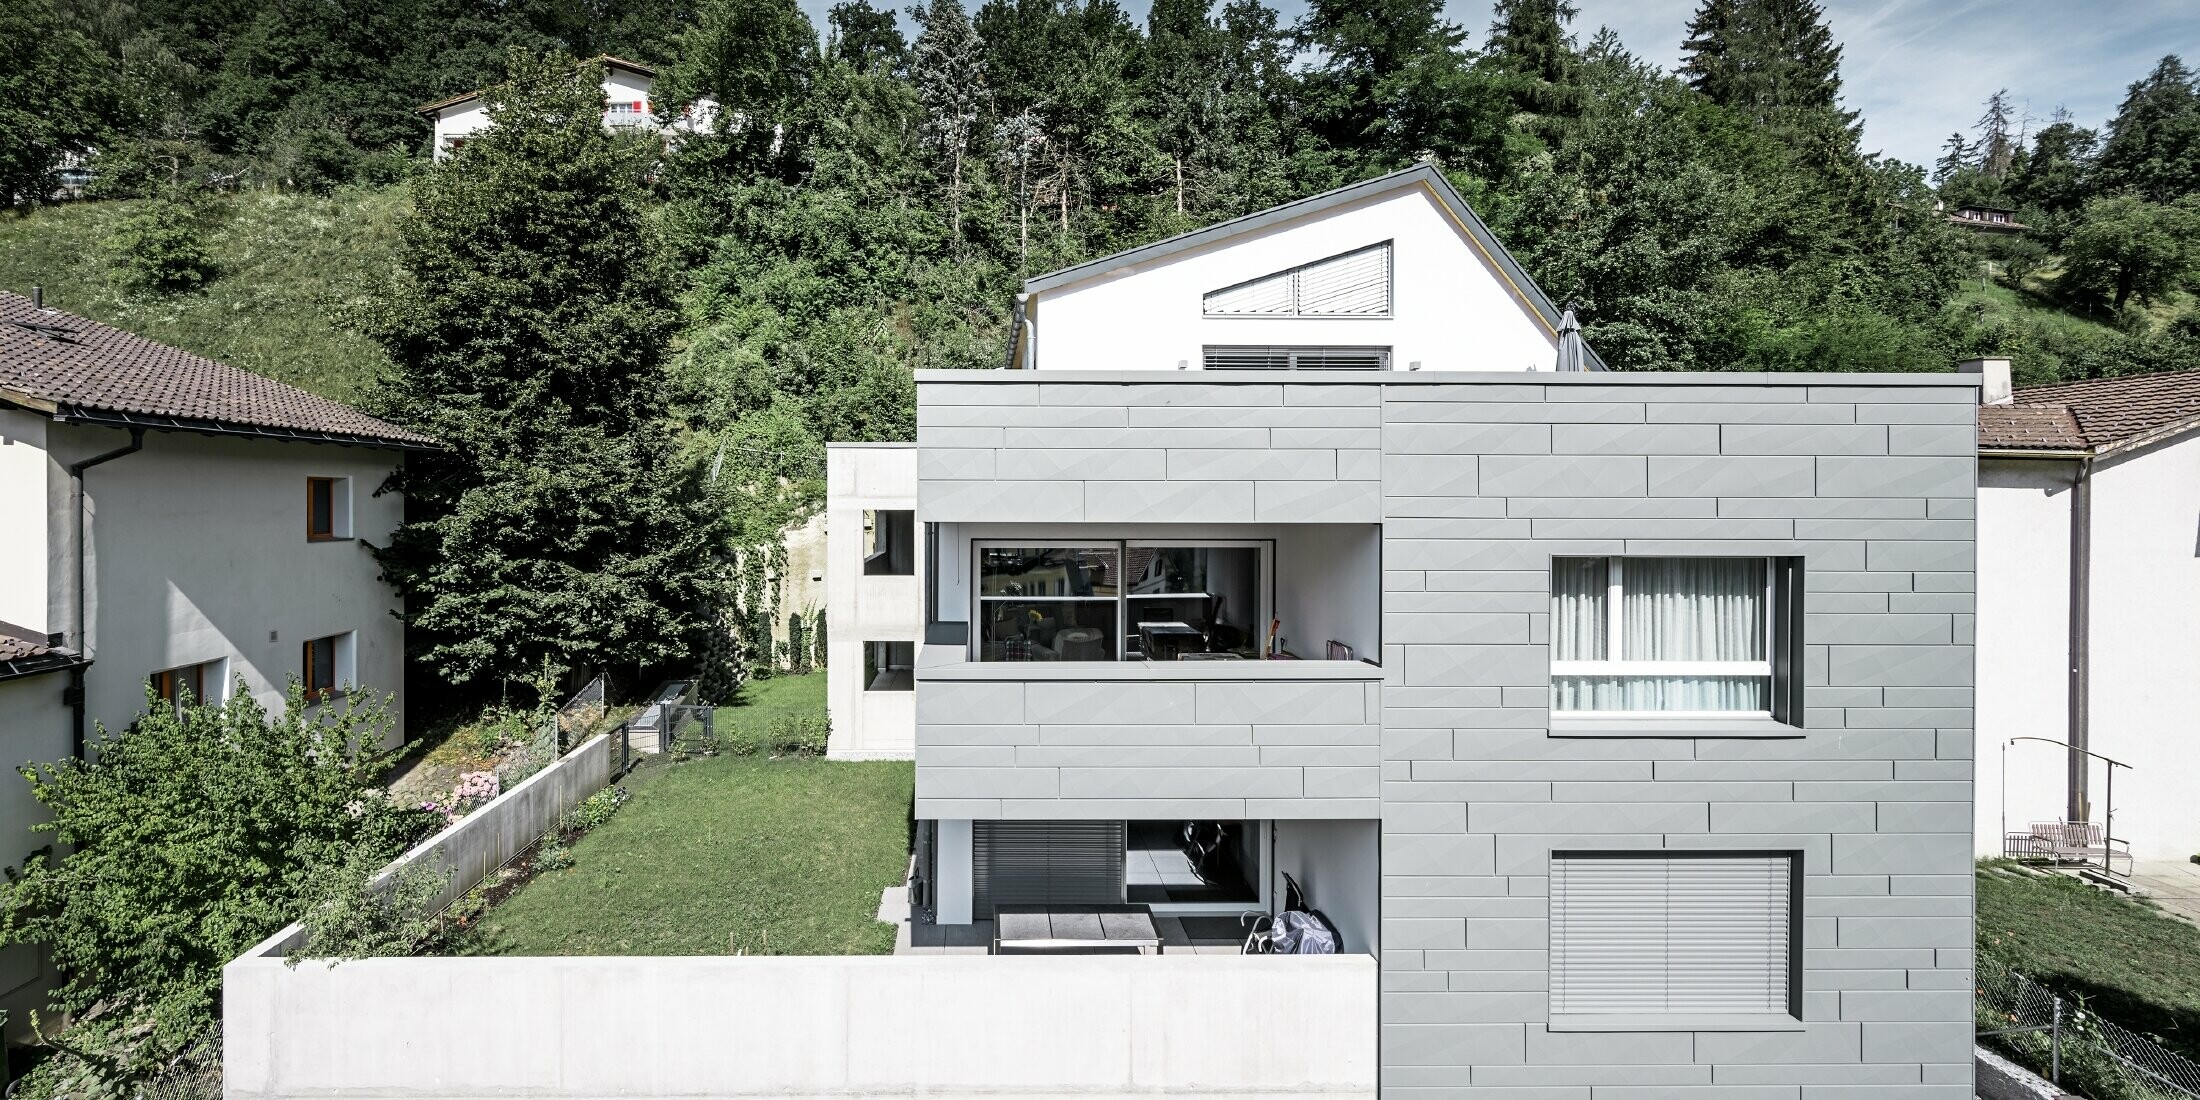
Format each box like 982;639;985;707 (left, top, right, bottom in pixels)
2127;859;2200;927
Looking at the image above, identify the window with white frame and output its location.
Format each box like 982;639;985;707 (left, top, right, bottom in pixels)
1550;851;1799;1020
975;540;1270;662
1551;557;1788;716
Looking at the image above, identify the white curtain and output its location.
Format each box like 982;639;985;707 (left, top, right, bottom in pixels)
1550;558;1607;661
1622;558;1765;661
1554;675;1767;711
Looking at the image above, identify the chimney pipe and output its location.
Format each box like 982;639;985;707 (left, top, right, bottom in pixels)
1958;356;2013;406
32;285;42;310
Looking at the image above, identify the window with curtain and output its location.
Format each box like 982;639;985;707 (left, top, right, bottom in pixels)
1550;852;1798;1020
1551;557;1775;715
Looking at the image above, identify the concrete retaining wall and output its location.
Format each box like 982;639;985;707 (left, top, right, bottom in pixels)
222;954;1376;1099
247;733;616;959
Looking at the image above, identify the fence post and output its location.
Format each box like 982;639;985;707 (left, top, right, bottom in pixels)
2051;995;2063;1085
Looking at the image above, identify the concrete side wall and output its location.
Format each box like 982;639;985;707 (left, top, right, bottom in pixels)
1974;459;2076;856
2085;437;2200;860
223;954;1377;1100
916;672;1381;820
397;732;613;915
43;426;407;741
1375;377;1976;1097
827;446;922;759
1032;186;1554;373
1276;818;1381;954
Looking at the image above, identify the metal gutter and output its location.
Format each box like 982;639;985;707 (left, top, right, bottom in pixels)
67;427;144;757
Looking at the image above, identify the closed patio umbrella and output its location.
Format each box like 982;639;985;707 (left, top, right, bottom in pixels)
1554;304;1588;372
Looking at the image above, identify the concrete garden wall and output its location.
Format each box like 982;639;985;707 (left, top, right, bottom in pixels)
223;953;1376;1099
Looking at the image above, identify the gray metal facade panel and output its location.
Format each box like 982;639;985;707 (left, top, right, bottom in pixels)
911;374;1975;1095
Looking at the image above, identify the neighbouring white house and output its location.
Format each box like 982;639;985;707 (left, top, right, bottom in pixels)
824;443;920;759
1004;163;1601;374
1974;361;2200;866
0;289;431;1032
417;55;719;160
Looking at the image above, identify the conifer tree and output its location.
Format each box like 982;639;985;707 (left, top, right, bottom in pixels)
2094;54;2200;203
369;52;727;688
1483;0;1582;150
1973;89;2018;179
1679;0;1853;129
912;0;990;246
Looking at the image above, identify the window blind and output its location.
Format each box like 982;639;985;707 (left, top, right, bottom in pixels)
1550;853;1795;1017
972;821;1126;913
1203;345;1390;371
1202;242;1391;317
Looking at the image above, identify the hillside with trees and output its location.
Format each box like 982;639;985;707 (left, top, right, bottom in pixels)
7;0;2200;690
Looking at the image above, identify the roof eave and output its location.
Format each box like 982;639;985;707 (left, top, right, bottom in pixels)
0;651;90;683
46;404;439;452
416;55;656;115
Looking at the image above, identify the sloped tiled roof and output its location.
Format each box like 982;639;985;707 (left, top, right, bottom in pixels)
1978;369;2200;455
0;292;433;448
0;633;86;682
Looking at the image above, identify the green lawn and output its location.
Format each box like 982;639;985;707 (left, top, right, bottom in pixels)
1979;861;2200;1059
714;670;829;754
0;188;406;402
454;749;911;956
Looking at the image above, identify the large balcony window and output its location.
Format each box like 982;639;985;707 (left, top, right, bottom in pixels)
975;540;1268;662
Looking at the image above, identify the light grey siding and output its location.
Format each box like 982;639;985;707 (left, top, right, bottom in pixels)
915;674;1382;820
1378;376;1974;1098
912;370;1976;1096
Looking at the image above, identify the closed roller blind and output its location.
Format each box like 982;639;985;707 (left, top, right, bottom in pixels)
1295;244;1390;315
1203;345;1390;371
972;821;1126;914
1202;243;1391;317
1550;853;1794;1016
1203;270;1295;315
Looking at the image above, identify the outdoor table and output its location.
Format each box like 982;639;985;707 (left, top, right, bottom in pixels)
992;903;1164;954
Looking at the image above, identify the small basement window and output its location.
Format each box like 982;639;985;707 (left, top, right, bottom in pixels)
302;632;355;702
307;477;352;541
864;509;915;575
864;641;914;691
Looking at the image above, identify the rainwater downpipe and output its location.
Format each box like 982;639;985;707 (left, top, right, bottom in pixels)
68;426;145;758
2067;455;2093;824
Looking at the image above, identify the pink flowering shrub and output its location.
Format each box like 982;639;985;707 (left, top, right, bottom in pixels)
420;771;502;824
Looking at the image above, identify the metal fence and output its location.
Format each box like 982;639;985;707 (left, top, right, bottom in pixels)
662;703;718;755
555;675;609;752
136;1028;221;1100
1979;955;2200;1099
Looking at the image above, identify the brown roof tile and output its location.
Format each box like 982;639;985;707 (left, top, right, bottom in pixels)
0;632;84;681
1978;369;2200;455
0;292;433;448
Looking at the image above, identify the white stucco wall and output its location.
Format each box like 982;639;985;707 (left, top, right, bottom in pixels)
1029;184;1556;373
2085;438;2200;861
1974;458;2076;856
0;410;56;638
826;444;921;759
224;952;1377;1100
44;425;406;742
0;672;71;1037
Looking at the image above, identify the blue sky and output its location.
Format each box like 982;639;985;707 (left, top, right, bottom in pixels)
795;0;2199;170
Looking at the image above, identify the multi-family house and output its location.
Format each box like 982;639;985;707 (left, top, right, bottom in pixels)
1973;364;2200;868
843;166;1979;1095
0;290;429;1031
417;55;718;159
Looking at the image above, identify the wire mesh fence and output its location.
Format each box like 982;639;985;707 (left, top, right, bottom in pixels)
1978;955;2200;1100
136;1028;221;1100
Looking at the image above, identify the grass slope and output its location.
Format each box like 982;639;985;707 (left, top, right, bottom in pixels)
0;189;407;403
1978;862;2200;1059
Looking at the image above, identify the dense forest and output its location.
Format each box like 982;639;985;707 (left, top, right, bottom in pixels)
6;0;2200;687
